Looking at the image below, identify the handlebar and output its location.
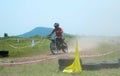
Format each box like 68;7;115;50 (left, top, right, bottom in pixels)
46;35;53;40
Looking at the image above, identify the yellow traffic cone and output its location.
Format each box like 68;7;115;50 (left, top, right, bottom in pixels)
63;40;82;73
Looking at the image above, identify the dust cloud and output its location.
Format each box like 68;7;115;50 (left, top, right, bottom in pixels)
68;36;119;52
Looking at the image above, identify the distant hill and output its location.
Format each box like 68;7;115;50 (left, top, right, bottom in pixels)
18;27;53;37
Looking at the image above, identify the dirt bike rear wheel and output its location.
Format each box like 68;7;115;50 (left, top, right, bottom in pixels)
62;42;68;53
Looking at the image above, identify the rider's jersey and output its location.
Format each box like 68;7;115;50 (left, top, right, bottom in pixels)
51;27;63;38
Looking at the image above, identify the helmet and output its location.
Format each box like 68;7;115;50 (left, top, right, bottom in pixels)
54;23;59;28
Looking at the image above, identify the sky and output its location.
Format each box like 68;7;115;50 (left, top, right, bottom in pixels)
0;0;120;37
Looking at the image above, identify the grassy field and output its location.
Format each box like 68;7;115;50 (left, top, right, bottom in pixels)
0;36;120;76
0;35;72;57
0;60;120;76
0;36;51;57
0;36;49;57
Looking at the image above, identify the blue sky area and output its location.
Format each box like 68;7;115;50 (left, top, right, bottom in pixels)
0;0;120;37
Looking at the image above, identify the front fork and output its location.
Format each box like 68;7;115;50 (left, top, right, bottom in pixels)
54;39;58;52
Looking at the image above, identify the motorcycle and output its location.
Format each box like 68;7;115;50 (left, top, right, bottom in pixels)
47;35;68;55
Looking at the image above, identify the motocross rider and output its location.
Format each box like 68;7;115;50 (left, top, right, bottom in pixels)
49;23;64;45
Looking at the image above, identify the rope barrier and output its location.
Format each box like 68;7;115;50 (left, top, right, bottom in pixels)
81;51;115;58
8;39;47;49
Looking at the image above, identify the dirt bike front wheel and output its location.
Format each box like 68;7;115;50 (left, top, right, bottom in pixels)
50;42;58;55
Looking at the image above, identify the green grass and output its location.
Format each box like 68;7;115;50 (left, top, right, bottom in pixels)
0;35;72;57
0;60;120;76
0;36;51;57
